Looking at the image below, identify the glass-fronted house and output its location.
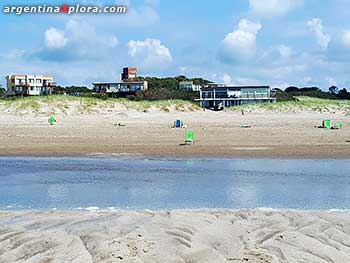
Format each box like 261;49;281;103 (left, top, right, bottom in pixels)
92;81;148;95
197;85;276;109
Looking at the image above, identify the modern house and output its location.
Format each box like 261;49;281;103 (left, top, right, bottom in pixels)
197;84;276;109
6;74;55;96
179;81;201;92
93;67;148;96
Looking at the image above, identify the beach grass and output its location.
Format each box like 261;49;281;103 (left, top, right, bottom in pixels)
229;96;350;113
2;95;348;115
0;95;200;114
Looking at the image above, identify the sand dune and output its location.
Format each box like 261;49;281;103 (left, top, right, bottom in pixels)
0;210;350;262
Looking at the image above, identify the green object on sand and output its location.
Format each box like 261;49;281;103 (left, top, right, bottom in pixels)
335;122;344;129
323;119;331;129
49;116;56;125
185;130;194;144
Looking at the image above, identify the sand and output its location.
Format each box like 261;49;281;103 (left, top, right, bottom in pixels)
0;108;350;158
0;209;350;262
1;108;350;262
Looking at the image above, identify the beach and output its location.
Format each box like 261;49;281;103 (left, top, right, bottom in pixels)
0;107;350;158
1;209;350;263
1;106;350;262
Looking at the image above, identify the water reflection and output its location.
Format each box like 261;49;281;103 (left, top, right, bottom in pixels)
0;157;350;210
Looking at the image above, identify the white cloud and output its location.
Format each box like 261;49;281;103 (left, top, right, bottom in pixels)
45;27;68;49
219;19;262;63
342;30;350;48
37;20;119;62
278;45;292;58
222;73;232;84
249;0;303;18
326;77;337;87
127;38;172;71
307;18;331;50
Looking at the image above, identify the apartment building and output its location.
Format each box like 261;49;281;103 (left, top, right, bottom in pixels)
6;74;56;96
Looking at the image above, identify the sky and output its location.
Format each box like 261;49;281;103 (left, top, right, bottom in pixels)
1;0;350;90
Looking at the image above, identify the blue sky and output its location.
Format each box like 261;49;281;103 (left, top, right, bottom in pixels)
1;0;350;90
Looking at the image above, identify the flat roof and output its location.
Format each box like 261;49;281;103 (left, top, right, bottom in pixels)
93;81;146;85
201;86;270;91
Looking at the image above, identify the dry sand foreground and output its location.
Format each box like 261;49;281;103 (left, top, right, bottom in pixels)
1;210;350;263
1;109;350;158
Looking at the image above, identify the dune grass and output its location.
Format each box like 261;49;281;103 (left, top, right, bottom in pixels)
229;96;350;113
0;95;200;114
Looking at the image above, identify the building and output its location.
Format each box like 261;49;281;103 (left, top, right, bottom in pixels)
121;67;137;81
93;67;148;96
92;81;148;94
6;74;55;96
179;81;201;92
197;84;276;109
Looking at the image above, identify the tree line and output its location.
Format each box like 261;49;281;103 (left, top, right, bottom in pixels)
3;78;350;102
276;86;350;101
52;76;211;101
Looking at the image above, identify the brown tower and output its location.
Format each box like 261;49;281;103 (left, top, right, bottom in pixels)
121;67;137;81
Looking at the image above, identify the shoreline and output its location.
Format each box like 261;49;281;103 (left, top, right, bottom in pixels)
1;150;350;159
1;146;349;159
2;207;350;213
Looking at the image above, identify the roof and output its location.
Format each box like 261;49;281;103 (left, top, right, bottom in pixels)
179;81;193;84
6;74;53;78
92;81;146;85
201;86;270;91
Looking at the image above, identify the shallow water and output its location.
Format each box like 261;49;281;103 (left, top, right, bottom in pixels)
1;157;350;210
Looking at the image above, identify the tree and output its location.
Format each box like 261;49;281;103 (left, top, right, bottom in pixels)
338;88;350;99
274;88;295;101
285;86;299;93
0;87;5;97
329;86;338;94
175;75;187;82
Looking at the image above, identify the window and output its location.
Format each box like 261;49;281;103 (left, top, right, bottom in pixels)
30;87;34;91
36;79;42;84
29;79;34;83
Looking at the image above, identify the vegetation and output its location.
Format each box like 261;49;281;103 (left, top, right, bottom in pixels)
53;85;92;95
51;76;211;102
275;89;296;101
284;86;350;100
0;87;6;98
0;95;200;115
135;75;211;101
229;96;350;113
138;75;211;89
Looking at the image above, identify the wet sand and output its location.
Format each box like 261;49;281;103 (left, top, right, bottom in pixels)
1;209;350;263
0;109;350;158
